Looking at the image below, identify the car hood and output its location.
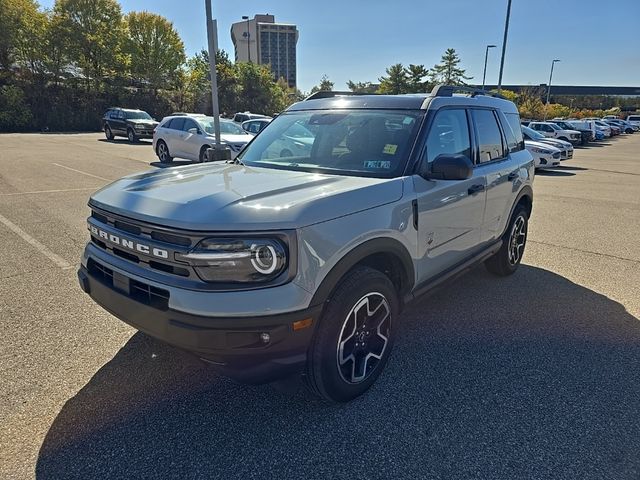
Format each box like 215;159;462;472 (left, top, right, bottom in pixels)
539;138;571;149
89;163;404;231
525;140;559;152
129;119;158;126
207;133;252;144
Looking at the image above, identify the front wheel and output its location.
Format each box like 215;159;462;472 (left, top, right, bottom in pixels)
485;205;528;276
305;266;398;403
199;145;210;163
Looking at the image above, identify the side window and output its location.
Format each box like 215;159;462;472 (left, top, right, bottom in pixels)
182;119;198;132
472;109;505;163
169;118;185;131
503;113;525;152
423;109;471;164
116;110;125;120
542;124;552;132
246;122;259;133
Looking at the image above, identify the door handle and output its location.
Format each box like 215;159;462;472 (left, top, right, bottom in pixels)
508;172;518;181
468;184;485;195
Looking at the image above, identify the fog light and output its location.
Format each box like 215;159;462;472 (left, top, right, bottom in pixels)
260;333;270;344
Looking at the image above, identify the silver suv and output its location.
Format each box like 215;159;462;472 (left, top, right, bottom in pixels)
78;86;534;402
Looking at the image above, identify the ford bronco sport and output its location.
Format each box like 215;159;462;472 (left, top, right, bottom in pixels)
78;86;534;402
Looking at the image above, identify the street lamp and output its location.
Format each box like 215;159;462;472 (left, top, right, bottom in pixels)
482;44;497;90
242;15;250;62
544;59;561;120
497;0;512;91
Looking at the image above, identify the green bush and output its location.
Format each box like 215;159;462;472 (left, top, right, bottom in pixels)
0;84;32;131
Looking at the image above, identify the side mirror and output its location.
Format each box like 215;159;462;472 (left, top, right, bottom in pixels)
427;154;473;181
188;128;199;135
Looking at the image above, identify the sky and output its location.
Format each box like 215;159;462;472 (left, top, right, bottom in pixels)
38;0;640;93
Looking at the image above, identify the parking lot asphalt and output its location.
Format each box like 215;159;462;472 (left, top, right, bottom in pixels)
1;133;639;479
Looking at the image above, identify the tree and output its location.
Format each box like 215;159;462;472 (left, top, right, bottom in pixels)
430;48;472;85
405;64;431;93
236;61;287;114
0;0;43;72
377;63;408;94
346;80;376;93
310;74;334;94
124;11;185;90
53;0;125;89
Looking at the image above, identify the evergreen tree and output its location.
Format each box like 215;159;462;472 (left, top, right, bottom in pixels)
430;48;472;86
377;63;408;94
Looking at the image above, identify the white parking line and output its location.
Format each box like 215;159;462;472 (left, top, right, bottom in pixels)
0;187;96;196
52;163;110;182
0;213;73;269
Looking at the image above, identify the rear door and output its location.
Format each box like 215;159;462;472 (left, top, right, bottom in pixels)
472;109;523;243
112;109;126;134
413;107;487;280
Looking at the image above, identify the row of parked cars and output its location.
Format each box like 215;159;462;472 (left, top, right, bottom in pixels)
102;107;640;168
520;116;639;170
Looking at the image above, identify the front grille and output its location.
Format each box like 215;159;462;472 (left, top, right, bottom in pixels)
87;258;170;310
151;231;191;247
114;220;141;235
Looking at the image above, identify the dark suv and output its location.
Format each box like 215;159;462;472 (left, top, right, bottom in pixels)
103;108;158;143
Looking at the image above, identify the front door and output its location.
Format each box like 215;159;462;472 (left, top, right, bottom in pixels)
413;108;487;282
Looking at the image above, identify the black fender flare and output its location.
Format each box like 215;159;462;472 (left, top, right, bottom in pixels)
309;237;415;307
503;185;533;237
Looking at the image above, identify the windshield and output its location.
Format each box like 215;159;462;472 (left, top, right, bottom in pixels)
198;117;249;136
125;111;152;120
237;110;422;178
522;125;545;140
548;123;560;130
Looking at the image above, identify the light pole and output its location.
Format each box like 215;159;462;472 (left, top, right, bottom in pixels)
482;44;496;90
544;59;561;120
242;15;250;62
497;0;512;91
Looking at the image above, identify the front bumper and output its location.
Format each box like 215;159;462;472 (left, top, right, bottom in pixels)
78;262;321;384
134;129;154;139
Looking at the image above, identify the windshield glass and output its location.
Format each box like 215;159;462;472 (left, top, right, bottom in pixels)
237;110;422;177
522;125;545;140
548;123;560;130
125;111;152;120
198;118;249;135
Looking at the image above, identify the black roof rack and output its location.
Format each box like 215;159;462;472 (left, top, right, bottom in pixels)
304;91;377;101
431;85;505;99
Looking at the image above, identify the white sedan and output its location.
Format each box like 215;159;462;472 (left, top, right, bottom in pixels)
525;140;562;170
153;115;252;163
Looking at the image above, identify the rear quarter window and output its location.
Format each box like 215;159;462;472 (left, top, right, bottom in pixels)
503;113;525;152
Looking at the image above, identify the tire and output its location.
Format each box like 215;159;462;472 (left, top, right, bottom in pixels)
156;140;172;163
199;145;210;163
127;128;137;143
485;204;528;276
105;125;114;140
305;266;398;403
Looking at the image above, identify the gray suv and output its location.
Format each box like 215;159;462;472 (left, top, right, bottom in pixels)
78;86;534;402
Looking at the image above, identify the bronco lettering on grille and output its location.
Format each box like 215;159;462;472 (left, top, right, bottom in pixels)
89;225;169;259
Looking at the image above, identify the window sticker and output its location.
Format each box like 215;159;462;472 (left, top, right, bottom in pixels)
383;144;398;154
364;160;392;169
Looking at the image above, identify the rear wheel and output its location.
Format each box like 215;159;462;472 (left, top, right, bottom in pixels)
485;204;528;276
156;140;172;163
305;266;398;403
105;125;114;140
127;128;137;143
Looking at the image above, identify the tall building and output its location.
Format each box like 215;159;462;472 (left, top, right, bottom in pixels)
230;14;299;88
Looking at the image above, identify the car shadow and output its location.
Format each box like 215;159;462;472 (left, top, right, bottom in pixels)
555;165;589;171
36;266;640;479
97;138;152;146
536;169;576;176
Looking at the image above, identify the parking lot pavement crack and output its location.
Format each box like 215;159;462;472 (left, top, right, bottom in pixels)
529;240;640;264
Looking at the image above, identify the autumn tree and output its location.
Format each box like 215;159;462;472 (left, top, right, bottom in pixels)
124;11;185;89
430;48;472;85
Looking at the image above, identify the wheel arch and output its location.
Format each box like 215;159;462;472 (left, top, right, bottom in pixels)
309;237;415;309
504;186;533;236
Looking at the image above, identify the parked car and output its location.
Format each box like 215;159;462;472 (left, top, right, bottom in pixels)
604;119;635;134
602;115;619;120
78;85;534;402
566;120;597;141
153;115;252;163
524;139;562;169
242;118;272;134
103;108;158;143
625;115;640;128
594;120;614;137
232;112;270;123
522;126;573;160
551;120;592;144
528;122;582;144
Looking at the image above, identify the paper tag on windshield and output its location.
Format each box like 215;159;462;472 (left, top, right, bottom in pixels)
364;160;391;169
383;144;398;154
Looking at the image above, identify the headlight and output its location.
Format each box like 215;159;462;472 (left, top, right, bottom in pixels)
530;147;552;154
176;238;287;283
